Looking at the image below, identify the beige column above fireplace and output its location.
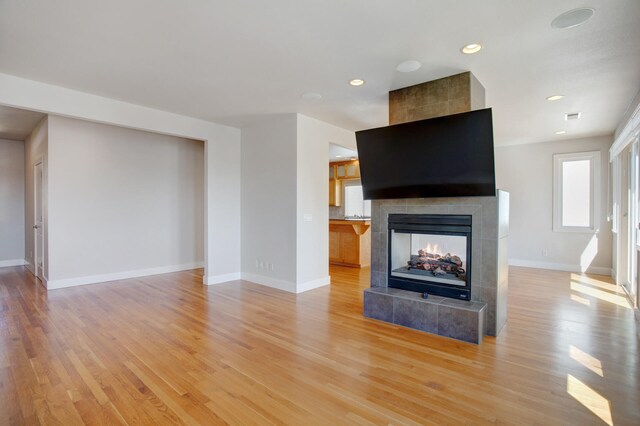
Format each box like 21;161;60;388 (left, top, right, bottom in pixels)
388;71;486;125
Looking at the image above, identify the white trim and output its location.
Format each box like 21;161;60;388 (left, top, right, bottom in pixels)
552;151;601;233
203;272;241;285
240;272;296;293
509;259;612;276
0;259;26;268
610;101;640;161
45;262;204;290
297;276;331;293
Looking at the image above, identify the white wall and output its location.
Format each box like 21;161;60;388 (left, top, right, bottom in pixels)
0;73;241;286
241;114;298;291
0;138;25;266
23;117;48;275
495;135;613;274
45;115;204;286
240;114;355;293
296;115;355;289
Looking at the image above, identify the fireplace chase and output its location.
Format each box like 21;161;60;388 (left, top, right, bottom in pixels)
388;214;472;300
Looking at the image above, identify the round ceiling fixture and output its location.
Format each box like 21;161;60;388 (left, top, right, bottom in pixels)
396;60;422;73
555;130;567;135
551;8;595;29
461;43;482;54
301;92;322;100
349;78;365;86
546;95;564;101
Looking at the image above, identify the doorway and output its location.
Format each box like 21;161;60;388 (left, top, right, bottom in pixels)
34;160;44;280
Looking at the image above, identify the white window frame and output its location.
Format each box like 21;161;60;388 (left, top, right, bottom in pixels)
553;151;601;233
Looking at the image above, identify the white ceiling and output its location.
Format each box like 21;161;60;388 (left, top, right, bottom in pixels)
0;105;45;141
329;143;357;162
0;1;639;146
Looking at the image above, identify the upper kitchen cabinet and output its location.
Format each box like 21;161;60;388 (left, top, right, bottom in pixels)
330;160;360;180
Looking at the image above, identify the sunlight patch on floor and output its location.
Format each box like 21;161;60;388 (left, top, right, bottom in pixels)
570;345;603;377
570;293;591;306
570;281;631;309
567;374;613;426
570;274;617;291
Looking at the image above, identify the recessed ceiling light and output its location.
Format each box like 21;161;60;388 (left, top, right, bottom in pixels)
461;43;482;54
546;95;564;101
555;130;567;135
335;155;342;158
551;8;595;29
301;92;322;100
349;79;365;86
396;60;421;73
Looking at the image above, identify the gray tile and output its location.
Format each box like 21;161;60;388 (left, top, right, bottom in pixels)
393;298;438;334
406;205;449;215
364;290;393;322
496;280;509;336
440;298;486;312
371;203;382;232
480;198;498;240
406;197;449;206
437;303;483;344
470;237;482;288
371;271;387;287
371;232;384;273
481;239;498;288
376;199;408;207
471;286;496;336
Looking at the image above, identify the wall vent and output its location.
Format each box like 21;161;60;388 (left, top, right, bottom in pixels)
565;112;582;120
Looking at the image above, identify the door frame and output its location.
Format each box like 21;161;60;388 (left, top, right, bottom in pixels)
33;157;44;280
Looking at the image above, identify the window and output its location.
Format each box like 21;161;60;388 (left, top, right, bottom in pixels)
553;151;600;232
344;185;371;218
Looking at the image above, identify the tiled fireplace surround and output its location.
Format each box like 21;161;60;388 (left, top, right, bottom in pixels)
364;191;509;343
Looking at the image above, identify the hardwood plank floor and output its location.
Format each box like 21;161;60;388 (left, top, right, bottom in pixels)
0;265;638;425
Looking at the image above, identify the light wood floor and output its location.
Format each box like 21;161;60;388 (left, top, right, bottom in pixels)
0;265;638;425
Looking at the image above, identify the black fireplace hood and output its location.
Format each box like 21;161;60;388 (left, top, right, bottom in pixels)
355;108;496;200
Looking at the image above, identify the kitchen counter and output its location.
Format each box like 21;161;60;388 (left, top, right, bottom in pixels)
329;219;371;268
329;219;371;225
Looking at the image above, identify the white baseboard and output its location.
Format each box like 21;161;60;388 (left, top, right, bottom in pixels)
203;272;241;285
45;262;204;290
240;272;297;293
0;258;26;268
297;276;330;293
509;259;612;276
24;262;35;275
240;273;329;293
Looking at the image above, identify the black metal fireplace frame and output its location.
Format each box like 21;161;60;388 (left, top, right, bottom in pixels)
387;214;472;300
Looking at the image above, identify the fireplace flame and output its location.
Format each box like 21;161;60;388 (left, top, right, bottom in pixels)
426;244;441;255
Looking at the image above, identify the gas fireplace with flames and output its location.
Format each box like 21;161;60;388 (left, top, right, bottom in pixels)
388;214;472;300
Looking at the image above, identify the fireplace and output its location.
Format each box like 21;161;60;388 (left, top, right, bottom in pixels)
388;214;472;300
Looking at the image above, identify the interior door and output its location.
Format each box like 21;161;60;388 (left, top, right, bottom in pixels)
34;161;44;280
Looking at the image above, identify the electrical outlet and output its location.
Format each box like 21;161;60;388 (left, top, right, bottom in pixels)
542;248;549;257
269;263;274;271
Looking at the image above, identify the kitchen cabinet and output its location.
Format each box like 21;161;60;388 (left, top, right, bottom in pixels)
329;160;360;206
329;160;360;180
329;179;341;207
329;220;371;268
